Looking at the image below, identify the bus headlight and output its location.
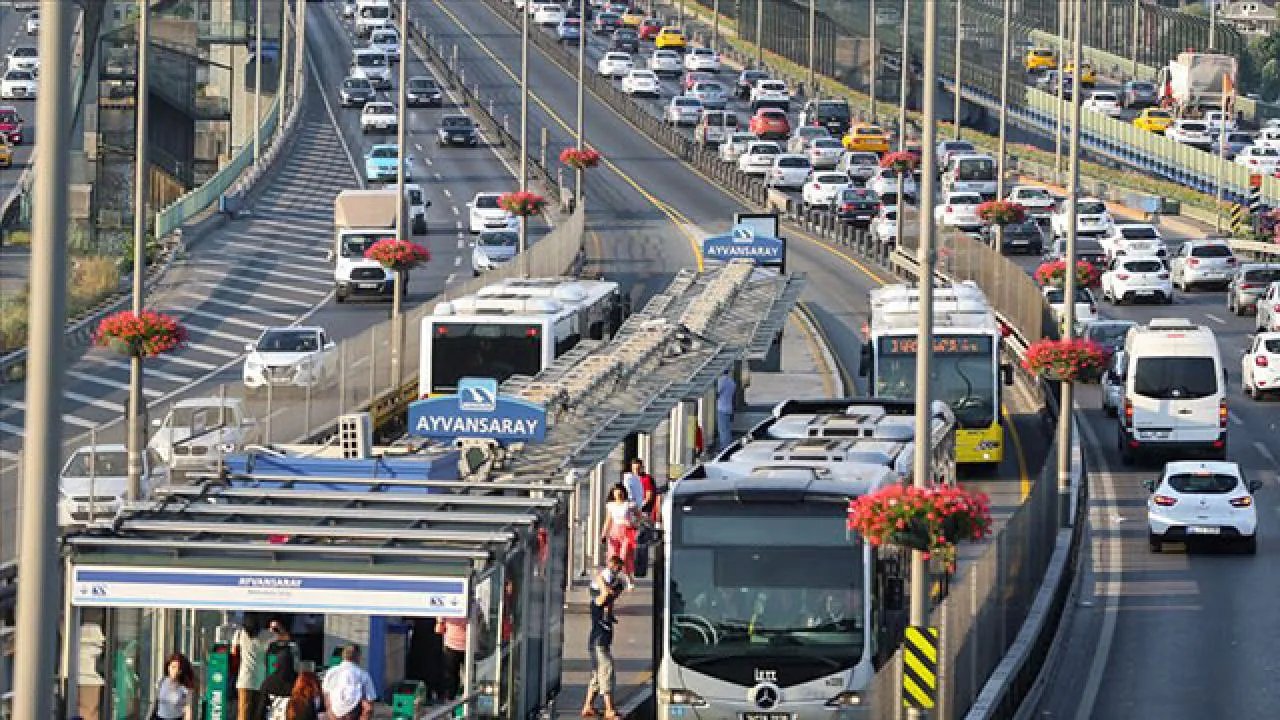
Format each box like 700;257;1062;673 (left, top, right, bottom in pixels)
659;689;709;707
825;691;863;707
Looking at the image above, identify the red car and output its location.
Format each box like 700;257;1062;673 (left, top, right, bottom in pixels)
0;105;23;145
638;18;662;41
682;71;713;92
749;109;791;140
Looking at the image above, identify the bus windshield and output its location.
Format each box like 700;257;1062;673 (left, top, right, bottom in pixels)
669;500;864;684
874;335;997;428
429;322;543;392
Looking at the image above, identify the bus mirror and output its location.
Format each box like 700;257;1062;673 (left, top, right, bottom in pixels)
1001;363;1014;385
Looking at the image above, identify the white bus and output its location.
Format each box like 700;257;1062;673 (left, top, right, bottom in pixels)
657;399;956;719
419;278;622;396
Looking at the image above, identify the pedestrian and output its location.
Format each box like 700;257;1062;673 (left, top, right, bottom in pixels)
716;371;736;450
232;615;271;720
580;556;627;719
600;483;639;574
435;613;468;699
622;458;657;520
152;652;196;720
321;645;377;720
261;624;299;720
286;664;324;720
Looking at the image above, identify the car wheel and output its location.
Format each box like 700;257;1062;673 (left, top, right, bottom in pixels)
1148;534;1162;553
1241;535;1258;555
1118;431;1135;466
335;291;347;304
1163;292;1174;305
1103;399;1116;417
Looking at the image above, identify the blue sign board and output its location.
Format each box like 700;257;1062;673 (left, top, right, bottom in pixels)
702;224;786;267
408;377;547;442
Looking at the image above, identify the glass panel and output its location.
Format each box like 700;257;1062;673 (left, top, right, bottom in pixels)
472;572;500;718
106;607;154;720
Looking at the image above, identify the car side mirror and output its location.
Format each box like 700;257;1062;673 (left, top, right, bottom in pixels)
325;342;337;351
465;202;473;208
1142;478;1156;492
1000;363;1014;386
325;249;335;262
244;343;255;352
1248;478;1263;493
151;417;163;428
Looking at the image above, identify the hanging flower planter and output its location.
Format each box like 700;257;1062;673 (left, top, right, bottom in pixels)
846;484;992;572
1023;338;1108;382
1034;259;1100;288
94;310;188;359
976;200;1027;227
498;190;548;217
559;147;602;170
879;150;919;175
365;238;431;272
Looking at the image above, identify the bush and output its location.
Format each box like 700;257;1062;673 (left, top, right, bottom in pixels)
0;291;27;354
0;256;121;353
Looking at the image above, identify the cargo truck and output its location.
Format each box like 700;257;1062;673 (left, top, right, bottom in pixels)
1157;52;1238;117
330;189;401;303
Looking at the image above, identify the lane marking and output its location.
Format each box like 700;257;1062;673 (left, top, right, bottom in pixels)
454;256;462;266
173;291;298;323
1255;441;1276;465
1229;411;1244;427
62;390;125;414
65;370;164;399
1204;312;1226;325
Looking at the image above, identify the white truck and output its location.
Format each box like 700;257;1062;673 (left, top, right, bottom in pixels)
1156;52;1238;117
148;397;258;474
330;189;398;303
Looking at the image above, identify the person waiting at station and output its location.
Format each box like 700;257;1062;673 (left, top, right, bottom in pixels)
581;556;627;720
435;613;468;700
322;645;377;720
261;627;299;720
152;652;196;720
286;663;324;720
600;483;639;574
232;615;272;720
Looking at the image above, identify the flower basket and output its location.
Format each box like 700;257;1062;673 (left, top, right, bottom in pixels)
846;484;992;571
1022;338;1108;382
1034;259;1099;288
498;190;548;217
880;150;919;175
559;147;602;170
365;238;431;272
976;200;1027;227
94;310;187;359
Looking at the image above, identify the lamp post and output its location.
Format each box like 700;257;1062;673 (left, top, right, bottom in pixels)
1056;0;1084;524
952;0;962;139
807;0;815;96
868;0;877;118
254;0;263;164
295;0;306;110
1054;0;1067;175
12;1;70;715
520;0;530;276
127;0;151;502
898;0;909;151
576;0;586;209
995;0;1011;250
755;0;763;68
1130;0;1141;76
278;0;290;122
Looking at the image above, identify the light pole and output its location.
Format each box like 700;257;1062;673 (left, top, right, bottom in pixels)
254;0;264;164
1130;0;1140;76
755;0;763;69
713;0;720;52
907;0;939;715
995;0;1011;248
897;0;909;151
951;0;962;139
13;1;70;715
1053;0;1067;175
520;0;530;276
392;0;409;385
869;0;877;118
295;0;306;110
278;0;290;123
807;0;816;97
1056;0;1084;523
576;1;586;209
1209;0;1217;51
127;0;151;502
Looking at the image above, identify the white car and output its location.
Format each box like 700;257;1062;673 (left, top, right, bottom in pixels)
1100;349;1126;417
719;131;758;163
869;167;918;204
786;126;831;154
1234;144;1280;173
467;192;518;234
148;397;258;473
360;101;397;134
737;140;781;176
1166;119;1212;150
1204;109;1237;135
1101;223;1166;259
405;183;430;235
533;3;565;25
369;27;401;62
803;172;851;208
621;69;659;96
767;154;812;189
1044;285;1098;333
0;70;35;100
806;138;845;169
1257;281;1280;332
25;11;38;36
1145;461;1259;554
1101;255;1173;305
839;151;881;182
5;46;37;74
1006;185;1056;218
1171;239;1238;291
597;51;634;77
934;191;984;230
684;47;721;72
1242;332;1280;399
871;205;899;245
471;229;519;275
58;445;169;527
665;96;703;126
750;79;791;111
649;49;683;75
1050;197;1112;238
351;47;391;89
1082;91;1123;117
1255;127;1280;149
242;326;335;391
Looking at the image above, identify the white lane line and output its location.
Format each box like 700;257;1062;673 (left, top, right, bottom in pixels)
217;239;329;261
62;391;125;414
1255;441;1276;465
457;238;464;249
178;306;268;332
0;420;25;436
82;357;193;385
0;448;16;462
452;206;460;216
454;256;462;266
188;264;332;288
455;221;463;229
433;172;443;180
442;188;452;198
1204;312;1226;325
415;143;424;152
174;291;299;323
446;273;457;284
180;280;316;309
65;370;164;399
1229;411;1244;427
181;341;242;360
162;354;220;372
304;32;366;188
177;319;256;347
2;405;102;432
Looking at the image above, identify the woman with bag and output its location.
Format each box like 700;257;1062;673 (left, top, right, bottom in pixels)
600;483;638;574
152;652;196;720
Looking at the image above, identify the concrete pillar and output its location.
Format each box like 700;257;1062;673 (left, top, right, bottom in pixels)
637;432;652;471
652;419;670;483
699;387;717;454
588;462;605;567
667;401;695;478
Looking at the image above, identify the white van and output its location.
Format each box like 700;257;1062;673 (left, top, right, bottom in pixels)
356;0;392;37
941;153;998;198
1119;318;1227;463
351;47;391;89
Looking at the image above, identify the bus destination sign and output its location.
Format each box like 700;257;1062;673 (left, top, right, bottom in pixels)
408;377;547;442
879;336;991;355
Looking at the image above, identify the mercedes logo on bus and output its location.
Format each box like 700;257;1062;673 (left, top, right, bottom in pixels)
751;683;781;710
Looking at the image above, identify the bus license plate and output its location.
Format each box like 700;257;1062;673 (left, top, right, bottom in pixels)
359;283;380;290
741;714;790;720
1189;526;1221;535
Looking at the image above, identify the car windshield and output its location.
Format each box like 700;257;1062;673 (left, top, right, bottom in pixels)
1254;147;1280;156
1078;240;1105;255
777;157;809;168
12;48;35;58
1120;226;1158;239
1044;288;1092;304
475;195;500;208
817;101;849;117
850;154;877;166
257;330;319;353
0;111;17;124
950;195;980;205
1227;133;1253;143
1093;93;1117;102
1133;357;1217;399
410;78;437;90
751;145;778;154
943;142;975;153
169;405;232;429
1147;110;1171;119
1087;323;1132;347
366;103;392;114
1191;244;1232;258
1007;219;1040;233
64;451;129;478
813;138;842;149
341;233;384;257
480;231;518;247
6;71;31;81
443;117;472;128
955;158;994;180
675;98;700;107
356;53;386;67
857;126;884;135
1124;260;1164;273
344;78;371;90
1179;122;1207;133
875;335;996;427
1018;189;1051;200
1077;201;1107;214
743;71;768;82
1265;338;1280;353
1244;268;1280;283
373;32;396;43
815;173;846;184
1131;82;1155;93
370;146;397;158
1166;473;1239;494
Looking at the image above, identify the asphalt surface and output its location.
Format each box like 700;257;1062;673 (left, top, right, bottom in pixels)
0;4;37;222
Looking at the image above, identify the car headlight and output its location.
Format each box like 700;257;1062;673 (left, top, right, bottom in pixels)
825;691;863;707
659;689;708;707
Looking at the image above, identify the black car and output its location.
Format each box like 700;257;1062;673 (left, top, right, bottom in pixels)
830;187;881;226
610;28;640;53
735;69;769;100
989;218;1045;254
1045;237;1107;268
339;76;376;107
800;99;852;137
593;12;621;33
437;114;478;147
405;76;442;107
1122;80;1158;109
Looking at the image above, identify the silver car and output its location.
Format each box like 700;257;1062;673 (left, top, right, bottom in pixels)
787;126;831;153
719;131;759;163
1170;239;1238;291
665;96;703;126
471;230;519;276
806;137;844;169
838;151;881;182
688;81;728;110
1227;263;1280;315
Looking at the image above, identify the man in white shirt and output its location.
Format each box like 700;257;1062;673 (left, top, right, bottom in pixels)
716;372;736;450
322;645;377;720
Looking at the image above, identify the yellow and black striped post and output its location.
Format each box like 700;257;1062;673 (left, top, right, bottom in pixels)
1230;203;1249;237
902;625;939;711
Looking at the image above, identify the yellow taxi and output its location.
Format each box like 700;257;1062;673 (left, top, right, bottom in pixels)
1133;107;1174;134
654;27;687;51
620;7;645;27
1023;47;1056;73
1063;62;1097;87
842;123;890;154
0;137;12;167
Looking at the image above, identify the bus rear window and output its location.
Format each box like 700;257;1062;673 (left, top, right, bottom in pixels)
430;323;542;392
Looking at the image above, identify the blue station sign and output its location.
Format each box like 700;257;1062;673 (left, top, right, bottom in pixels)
408;377;547;442
702;224;786;268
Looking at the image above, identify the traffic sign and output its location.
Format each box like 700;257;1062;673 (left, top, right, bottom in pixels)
1250;174;1263;188
902;625;939;710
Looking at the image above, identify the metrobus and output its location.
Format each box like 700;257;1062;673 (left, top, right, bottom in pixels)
862;281;1012;466
657;398;957;719
418;278;622;396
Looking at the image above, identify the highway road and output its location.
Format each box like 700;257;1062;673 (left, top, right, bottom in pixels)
0;4;38;216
